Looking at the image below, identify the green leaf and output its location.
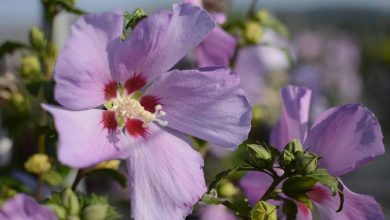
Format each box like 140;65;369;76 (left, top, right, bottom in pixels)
85;168;127;188
282;176;317;199
208;166;245;192
294;194;313;210
282;199;297;220
201;189;220;205
0;41;29;58
307;169;338;195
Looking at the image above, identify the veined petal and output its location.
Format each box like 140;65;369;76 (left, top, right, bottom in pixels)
270;85;311;150
144;68;251;149
0;194;56;220
42;104;130;168
126;124;206;220
307;183;384;220
234;46;266;105
196;27;237;67
54;11;123;110
112;3;215;83
304;104;385;176
240;171;273;205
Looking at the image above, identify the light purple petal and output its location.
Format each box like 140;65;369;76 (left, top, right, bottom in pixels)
240;171;273;205
200;205;237;220
144;67;251;149
234;46;266;105
182;0;202;7
270;85;312;150
308;183;384;220
0;194;56;220
112;3;215;83
304;104;385;176
54;11;123;110
295;202;312;220
42;104;130;168
126;124;206;219
196;27;236;67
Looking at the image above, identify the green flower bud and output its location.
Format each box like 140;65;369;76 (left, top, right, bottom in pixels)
29;27;47;51
244;21;263;45
20;55;41;78
247;144;273;169
295;153;318;175
284;139;303;155
251;201;277;220
254;10;271;23
24;153;51;174
279;150;295;170
46;204;67;219
62;188;80;216
82;204;108;220
218;181;238;197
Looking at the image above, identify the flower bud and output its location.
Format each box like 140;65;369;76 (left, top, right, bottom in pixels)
219;181;238;197
29;27;47;51
247;144;273;169
24;153;51;174
82;204;108;220
251;201;277;220
20;55;41;78
254;10;271;23
284;139;303;155
94;160;120;170
46;204;67;219
279;150;295;170
62;188;80;216
295;152;318;175
244;21;263;45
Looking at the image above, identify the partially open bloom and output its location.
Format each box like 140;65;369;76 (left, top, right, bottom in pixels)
0;194;56;220
241;85;385;219
184;0;237;67
43;3;251;219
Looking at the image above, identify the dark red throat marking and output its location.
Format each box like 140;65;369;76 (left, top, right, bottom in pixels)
125;74;147;95
140;95;160;113
104;81;118;100
126;119;148;138
102;111;118;133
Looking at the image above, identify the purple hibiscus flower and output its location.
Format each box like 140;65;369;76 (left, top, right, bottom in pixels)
0;194;56;220
241;85;385;219
42;3;251;219
184;0;237;67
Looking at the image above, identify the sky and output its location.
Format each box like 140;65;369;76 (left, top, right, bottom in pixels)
0;0;389;42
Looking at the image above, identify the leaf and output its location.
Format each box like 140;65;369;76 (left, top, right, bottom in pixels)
208;166;250;192
306;169;338;195
282;199;298;220
201;189;220;205
85;169;127;188
0;41;29;58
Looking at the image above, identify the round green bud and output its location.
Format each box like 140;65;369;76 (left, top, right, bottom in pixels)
62;188;80;216
219;181;238;197
284;139;303;155
247;144;273;169
251;201;277;220
20;55;41;78
295;152;318;175
279;150;295;171
82;204;108;220
244;21;263;45
29;27;47;51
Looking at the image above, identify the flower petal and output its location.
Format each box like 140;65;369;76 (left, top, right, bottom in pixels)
240;171;273;205
270;85;312;150
144;68;252;149
42;104;130;168
54;11;123;110
0;194;56;220
126;124;206;220
304;104;385;176
200;205;237;220
307;183;385;220
196;27;237;67
234;46;266;105
112;3;215;83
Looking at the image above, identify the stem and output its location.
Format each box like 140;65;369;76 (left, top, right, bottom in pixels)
259;173;287;201
247;0;259;17
71;169;85;191
34;174;44;201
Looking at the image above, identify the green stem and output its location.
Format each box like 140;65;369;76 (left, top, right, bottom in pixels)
247;0;259;17
259;173;287;201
